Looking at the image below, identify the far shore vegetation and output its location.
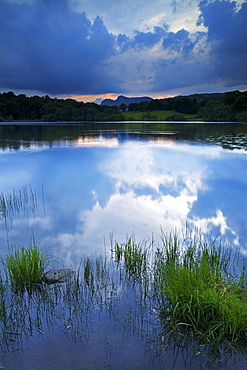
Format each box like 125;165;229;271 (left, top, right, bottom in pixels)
0;89;246;123
122;109;200;121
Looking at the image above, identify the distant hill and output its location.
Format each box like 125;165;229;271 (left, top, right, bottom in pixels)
174;92;226;102
101;92;227;107
101;95;152;106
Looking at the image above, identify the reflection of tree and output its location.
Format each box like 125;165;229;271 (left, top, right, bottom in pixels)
0;122;247;151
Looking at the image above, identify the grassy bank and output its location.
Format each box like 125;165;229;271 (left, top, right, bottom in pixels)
122;110;202;121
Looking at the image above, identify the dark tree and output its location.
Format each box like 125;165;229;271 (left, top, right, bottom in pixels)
119;103;127;112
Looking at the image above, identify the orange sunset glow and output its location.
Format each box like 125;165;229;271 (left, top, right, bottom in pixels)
69;93;119;103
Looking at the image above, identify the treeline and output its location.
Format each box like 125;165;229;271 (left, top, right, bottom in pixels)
0;91;124;122
0;90;247;122
125;90;247;122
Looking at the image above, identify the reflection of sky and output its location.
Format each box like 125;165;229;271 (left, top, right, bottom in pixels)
0;136;246;266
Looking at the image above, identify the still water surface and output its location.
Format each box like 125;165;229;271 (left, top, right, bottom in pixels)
0;122;247;369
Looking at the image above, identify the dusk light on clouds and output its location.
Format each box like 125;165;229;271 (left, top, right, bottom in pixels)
0;0;246;101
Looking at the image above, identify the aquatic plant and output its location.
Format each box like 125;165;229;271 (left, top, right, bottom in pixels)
0;185;38;231
3;238;51;291
84;256;94;287
113;237;149;278
154;230;247;343
1;231;247;368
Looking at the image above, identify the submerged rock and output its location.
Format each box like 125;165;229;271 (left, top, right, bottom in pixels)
44;268;76;284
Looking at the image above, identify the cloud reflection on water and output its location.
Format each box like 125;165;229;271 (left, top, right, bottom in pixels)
72;143;240;259
0;136;246;266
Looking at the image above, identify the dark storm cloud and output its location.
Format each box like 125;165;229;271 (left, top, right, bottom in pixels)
198;0;247;87
0;0;119;95
152;0;247;92
132;26;167;49
152;55;211;92
162;29;196;54
116;26;168;51
117;25;196;54
0;0;246;97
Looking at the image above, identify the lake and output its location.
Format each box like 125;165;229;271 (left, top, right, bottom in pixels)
0;121;247;369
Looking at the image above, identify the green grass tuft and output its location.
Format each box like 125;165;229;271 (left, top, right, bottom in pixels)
154;230;247;343
113;237;148;278
3;238;51;291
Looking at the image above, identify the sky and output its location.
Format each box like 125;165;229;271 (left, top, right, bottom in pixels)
0;0;247;102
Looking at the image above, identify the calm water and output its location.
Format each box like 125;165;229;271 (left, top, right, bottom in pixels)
0;121;247;369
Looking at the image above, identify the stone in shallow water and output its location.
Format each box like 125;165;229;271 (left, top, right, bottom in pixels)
44;268;76;284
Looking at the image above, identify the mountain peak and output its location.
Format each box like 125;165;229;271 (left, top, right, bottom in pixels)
101;95;152;106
